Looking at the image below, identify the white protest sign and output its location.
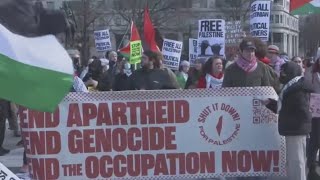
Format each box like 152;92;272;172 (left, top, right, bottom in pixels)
198;19;225;57
0;163;20;180
250;1;271;42
225;21;242;45
310;93;320;118
94;29;112;52
20;87;286;179
162;38;183;70
189;38;198;66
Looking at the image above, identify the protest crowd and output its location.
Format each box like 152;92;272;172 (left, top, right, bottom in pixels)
0;1;320;180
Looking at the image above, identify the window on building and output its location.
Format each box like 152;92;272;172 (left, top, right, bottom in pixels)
275;15;280;23
200;0;207;8
178;0;193;8
280;15;283;23
270;15;274;23
287;17;290;26
46;1;55;9
273;33;283;43
274;0;283;5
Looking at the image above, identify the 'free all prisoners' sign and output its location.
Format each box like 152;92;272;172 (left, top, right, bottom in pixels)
20;87;285;179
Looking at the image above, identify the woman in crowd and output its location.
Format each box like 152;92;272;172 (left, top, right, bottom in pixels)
292;56;305;75
305;57;320;180
197;57;224;89
176;60;190;89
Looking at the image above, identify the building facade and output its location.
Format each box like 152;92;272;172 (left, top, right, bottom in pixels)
38;0;300;57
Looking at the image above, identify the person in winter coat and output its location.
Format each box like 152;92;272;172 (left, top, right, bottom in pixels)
264;62;313;180
176;60;190;89
305;57;320;180
267;45;285;77
197;57;224;88
222;38;274;88
113;60;132;91
129;50;180;90
185;58;203;89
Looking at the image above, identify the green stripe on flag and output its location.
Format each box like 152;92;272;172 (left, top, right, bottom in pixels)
0;53;73;112
291;3;320;15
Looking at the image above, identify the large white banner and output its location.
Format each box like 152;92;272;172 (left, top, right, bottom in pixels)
94;29;112;52
162;38;183;70
20;87;286;179
250;1;271;42
189;38;198;66
198;19;225;57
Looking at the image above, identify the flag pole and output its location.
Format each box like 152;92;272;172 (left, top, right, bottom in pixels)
117;23;131;51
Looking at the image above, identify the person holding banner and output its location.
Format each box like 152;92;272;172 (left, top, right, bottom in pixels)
197;57;224;89
264;62;313;180
305;57;320;180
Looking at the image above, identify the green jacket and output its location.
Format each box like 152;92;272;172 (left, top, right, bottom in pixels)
176;72;187;89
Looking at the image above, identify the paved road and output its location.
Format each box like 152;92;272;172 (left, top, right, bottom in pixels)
0;122;319;180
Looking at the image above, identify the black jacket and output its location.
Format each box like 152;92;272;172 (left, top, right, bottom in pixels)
267;78;313;136
129;68;179;90
113;74;130;91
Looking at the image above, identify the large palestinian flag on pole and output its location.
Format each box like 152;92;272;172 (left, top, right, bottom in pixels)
290;0;320;15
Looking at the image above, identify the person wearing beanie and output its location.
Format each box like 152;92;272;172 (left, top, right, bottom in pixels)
264;62;313;180
176;60;190;89
267;45;285;76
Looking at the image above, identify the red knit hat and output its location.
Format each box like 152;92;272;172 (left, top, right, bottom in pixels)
267;45;280;54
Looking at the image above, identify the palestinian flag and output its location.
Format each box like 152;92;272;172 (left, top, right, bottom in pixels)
144;6;160;52
290;0;320;15
118;21;141;62
0;24;74;112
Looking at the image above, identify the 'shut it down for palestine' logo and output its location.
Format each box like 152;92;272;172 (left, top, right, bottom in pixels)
198;103;241;145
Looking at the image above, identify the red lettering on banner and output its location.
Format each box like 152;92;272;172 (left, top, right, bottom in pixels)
165;127;177;150
167;101;175;123
100;156;113;178
141;154;155;176
112;103;128;125
126;102;142;125
83;152;214;177
222;150;277;173
141;102;155;124
67;104;82;127
156;101;167;124
30;158;59;180
97;103;112;125
83;103;97;126
26;131;61;155
128;128;142;151
68;127;177;153
186;153;200;174
127;154;141;176
150;127;165;150
221;103;240;121
95;129;112;152
85;156;99;178
175;100;190;123
114;155;127;177
20;108;60;128
83;129;96;153
113;128;127;152
154;154;169;175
